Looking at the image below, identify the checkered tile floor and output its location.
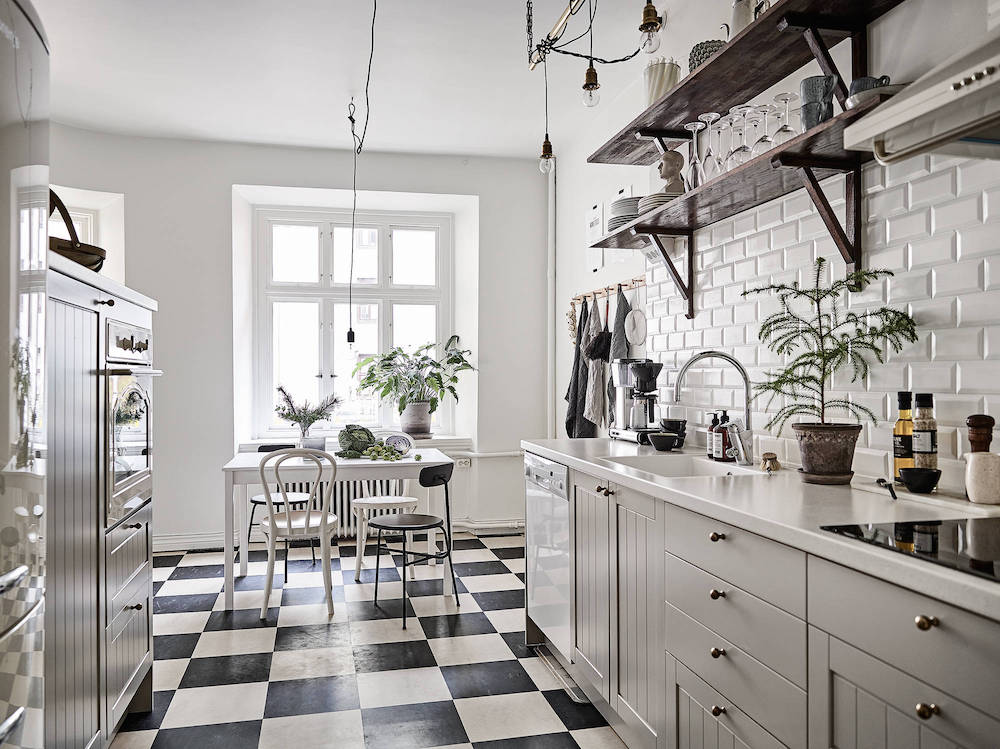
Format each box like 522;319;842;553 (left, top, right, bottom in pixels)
112;532;626;749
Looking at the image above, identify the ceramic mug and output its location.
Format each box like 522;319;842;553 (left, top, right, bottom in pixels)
800;75;837;129
965;452;1000;504
800;101;829;131
848;74;891;97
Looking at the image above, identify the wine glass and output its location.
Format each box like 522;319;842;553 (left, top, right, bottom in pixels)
683;121;707;190
772;92;799;146
701;114;725;180
725;105;753;170
751;104;778;158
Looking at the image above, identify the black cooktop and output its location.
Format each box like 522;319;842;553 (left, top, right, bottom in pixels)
821;518;1000;583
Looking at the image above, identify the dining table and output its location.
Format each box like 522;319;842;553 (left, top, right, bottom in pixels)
220;447;455;610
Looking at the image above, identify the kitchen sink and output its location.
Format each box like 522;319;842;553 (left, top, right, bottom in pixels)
599;454;760;478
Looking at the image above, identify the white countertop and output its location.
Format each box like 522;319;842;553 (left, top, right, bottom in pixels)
522;437;1000;622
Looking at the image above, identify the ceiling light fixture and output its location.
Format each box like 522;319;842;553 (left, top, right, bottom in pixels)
638;0;663;54
582;63;600;108
539;61;555;174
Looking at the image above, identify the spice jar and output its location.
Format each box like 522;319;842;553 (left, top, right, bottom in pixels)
912;393;937;469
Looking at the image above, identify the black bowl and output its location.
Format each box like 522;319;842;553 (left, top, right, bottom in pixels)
660;418;688;434
648;432;680;451
898;468;941;494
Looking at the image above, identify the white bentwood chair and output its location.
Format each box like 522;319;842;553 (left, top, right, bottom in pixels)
258;448;338;619
351;479;418;582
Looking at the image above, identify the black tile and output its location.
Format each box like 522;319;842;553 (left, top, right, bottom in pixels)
153;633;200;660
167;564;225;580
353;641;437;673
441;660;537;699
542;689;608;730
472;590;525;611
454;561;511;577
420;613;496;639
472;733;578;749
274;622;352;652
179;653;272;688
516;573;526;584
244;548;285;562
400;577;468;597
151;720;262;749
286;557;340;573
452;538;487;550
153;581;165;597
152;554;184;568
204;608;279;630
492;546;525;560
234;574;283;592
501;631;535;659
362;700;468;749
344;598;415;622
119;690;173;732
153;593;218;614
264;675;360;717
338;542;382;558
343;566;401;585
280;586;344;607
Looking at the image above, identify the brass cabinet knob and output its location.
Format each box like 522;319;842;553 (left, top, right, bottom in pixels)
125;603;143;612
710;705;726;717
594;485;604;493
710;647;726;659
915;702;940;720
709;532;726;542
914;614;939;631
605;488;615;496
709;589;726;600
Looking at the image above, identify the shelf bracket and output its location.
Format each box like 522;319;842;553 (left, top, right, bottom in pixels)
795;165;862;271
634;128;691;154
777;12;870;111
631;228;695;319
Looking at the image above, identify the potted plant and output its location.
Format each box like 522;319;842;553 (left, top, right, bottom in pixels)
743;258;918;484
275;386;341;449
354;335;474;436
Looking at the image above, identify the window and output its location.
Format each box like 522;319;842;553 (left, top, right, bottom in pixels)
253;208;452;436
48;207;97;245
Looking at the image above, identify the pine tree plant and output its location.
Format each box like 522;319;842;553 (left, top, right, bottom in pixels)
275;386;341;439
742;257;918;433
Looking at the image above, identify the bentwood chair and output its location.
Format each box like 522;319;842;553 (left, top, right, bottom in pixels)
248;443;318;564
369;463;459;628
351;478;418;582
258;448;338;619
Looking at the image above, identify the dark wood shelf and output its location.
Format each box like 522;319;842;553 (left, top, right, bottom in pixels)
590;102;876;250
588;0;905;166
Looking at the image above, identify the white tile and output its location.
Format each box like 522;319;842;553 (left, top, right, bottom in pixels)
454;692;565;743
160;682;268;728
958;222;1000;258
934;260;985;296
345;582;403;602
909;234;955;268
278;603;349;627
572;727;630;749
192;627;276;657
409;593;481;617
349;618;425;646
484;608;526;634
480;536;524;549
502;558;526;575
959;158;1000;195
356;666;450;709
152;659;188;692
909;298;957;328
985;326;1000;359
450;548;500;564
934;328;983;361
283;570;342;589
910;169;956;208
152;566;173;583
176;551;226;567
933;195;982;232
460;574;524;594
960;291;1000;326
214;589;282;611
155;578;224;597
933;395;984;426
887;270;931;303
109;730;157;749
887;211;930;243
259;710;364;749
152;611;211;636
867;184;907;217
269;646;355;680
958;361;1000;394
428;634;516;666
908;362;956;393
518;657;562;691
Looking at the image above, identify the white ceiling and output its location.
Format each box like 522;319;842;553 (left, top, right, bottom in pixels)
34;0;644;158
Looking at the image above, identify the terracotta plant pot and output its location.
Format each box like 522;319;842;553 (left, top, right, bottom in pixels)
791;423;863;485
400;401;432;437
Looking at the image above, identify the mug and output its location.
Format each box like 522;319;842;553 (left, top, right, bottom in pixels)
965;452;1000;504
848;74;891;97
800;74;838;104
800;101;830;131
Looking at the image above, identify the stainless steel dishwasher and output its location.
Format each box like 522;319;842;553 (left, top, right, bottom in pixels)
524;453;571;660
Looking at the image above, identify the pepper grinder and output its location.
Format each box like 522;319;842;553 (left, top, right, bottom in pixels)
965;414;999;504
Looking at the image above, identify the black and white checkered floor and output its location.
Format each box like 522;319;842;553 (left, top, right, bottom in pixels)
112;532;626;749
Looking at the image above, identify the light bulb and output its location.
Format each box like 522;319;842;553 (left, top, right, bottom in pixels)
640;30;661;54
539;156;554;174
582;87;601;107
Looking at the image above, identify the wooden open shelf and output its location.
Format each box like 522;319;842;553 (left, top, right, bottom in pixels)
588;0;905;166
590;101;876;251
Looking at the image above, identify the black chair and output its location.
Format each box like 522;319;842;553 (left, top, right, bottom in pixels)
248;443;317;564
370;463;459;628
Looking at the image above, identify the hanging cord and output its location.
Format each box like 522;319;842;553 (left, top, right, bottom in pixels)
543;58;550;139
346;0;378;344
527;0;636;67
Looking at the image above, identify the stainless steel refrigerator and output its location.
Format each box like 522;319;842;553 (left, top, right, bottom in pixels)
0;1;47;747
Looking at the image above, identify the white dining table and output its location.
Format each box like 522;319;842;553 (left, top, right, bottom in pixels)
221;448;455;610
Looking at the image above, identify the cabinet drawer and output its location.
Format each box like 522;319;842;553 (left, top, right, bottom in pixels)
666;603;806;749
825;634;1000;749
809;556;1000;718
106;572;151;730
670;656;787;749
664;504;805;617
666;553;806;689
106;502;151;612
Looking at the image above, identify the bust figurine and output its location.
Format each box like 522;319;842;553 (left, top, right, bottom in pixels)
657;150;686;195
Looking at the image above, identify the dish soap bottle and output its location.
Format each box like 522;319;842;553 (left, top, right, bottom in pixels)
912;393;938;469
714;411;731;461
893;391;914;483
707;412;719;460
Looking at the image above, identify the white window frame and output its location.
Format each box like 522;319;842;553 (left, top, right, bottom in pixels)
48;206;98;245
251;206;454;438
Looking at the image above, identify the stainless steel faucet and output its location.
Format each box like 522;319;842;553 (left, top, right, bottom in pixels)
674;350;754;465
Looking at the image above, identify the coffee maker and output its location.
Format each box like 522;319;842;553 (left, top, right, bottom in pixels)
609;359;663;444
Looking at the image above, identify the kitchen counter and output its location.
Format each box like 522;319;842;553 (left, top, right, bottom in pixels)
522;437;1000;621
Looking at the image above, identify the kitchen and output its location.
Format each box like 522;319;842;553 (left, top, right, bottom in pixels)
2;1;999;748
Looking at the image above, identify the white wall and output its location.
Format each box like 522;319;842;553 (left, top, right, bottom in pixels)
51;125;548;547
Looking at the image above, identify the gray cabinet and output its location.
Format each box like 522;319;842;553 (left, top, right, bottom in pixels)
572;480;611;699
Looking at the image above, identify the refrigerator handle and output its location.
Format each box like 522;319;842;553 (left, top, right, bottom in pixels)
0;706;24;743
0;565;28;595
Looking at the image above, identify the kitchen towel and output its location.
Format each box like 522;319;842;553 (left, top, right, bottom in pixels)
565;298;597;438
608;287;632;425
584;300;607;428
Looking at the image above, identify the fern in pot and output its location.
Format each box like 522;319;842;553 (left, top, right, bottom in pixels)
354;335;474;436
743;258;918;484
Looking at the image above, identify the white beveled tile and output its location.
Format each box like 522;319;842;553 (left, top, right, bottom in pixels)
356;666;450;709
427;634;515;666
259;710;364;749
483;608;525;634
408;593;480;617
109;729;157;749
459;573;523;593
269;646;355;680
152;611;211;636
160;682;268;728
192;627;276;657
349;617;425;646
454;691;564;742
151;658;188;692
278;603;349;627
214;589;281;611
572;726;629;748
155;578;224;597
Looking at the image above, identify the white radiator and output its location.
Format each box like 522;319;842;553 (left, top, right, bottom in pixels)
271;479;403;539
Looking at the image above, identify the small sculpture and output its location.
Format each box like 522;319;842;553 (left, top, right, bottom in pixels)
760;452;781;473
658;150;686;195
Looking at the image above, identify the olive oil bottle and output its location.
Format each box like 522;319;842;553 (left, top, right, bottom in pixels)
893;391;914;483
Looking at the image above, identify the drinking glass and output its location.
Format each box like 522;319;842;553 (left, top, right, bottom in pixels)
698;112;723;180
716;115;734;173
751;104;778;158
725;105;753;171
772;92;799;146
683;121;707;190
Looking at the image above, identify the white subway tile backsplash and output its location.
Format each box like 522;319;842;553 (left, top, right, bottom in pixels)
932;195;983;233
770;222;798;250
888;270;931;303
933;259;985;296
934;395;984;426
957;222;1000;259
909;234;955;269
887;210;930;243
958;290;1000;326
757;250;784;275
910;169;957;208
757;202;783;229
886;155;930;187
712;264;734;286
933;327;983;360
867;184;907;218
957;158;999;196
724;239;747;263
909;361;956;393
985;326;1000;359
733;258;756;281
957;361;1000;393
909;298;957;328
734;212;756;237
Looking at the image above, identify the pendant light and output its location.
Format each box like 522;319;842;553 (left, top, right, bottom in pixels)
581;63;600;107
539;60;555;174
639;0;663;54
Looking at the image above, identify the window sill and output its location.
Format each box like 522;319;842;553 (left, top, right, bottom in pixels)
237;434;474;453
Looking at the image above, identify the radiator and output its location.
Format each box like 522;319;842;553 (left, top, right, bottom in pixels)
269;479;403;539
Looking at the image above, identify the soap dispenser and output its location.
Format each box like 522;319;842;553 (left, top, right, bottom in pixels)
707;412;719;460
715;410;732;461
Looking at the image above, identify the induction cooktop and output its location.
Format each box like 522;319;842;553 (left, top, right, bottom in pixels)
821;518;1000;583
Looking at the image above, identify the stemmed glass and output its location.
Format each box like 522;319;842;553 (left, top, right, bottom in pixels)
699;112;723;181
751;104;778;158
772;92;799;146
683;121;707;190
725;104;753;170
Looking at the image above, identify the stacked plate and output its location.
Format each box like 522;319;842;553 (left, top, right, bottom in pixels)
637;192;676;216
607;196;641;231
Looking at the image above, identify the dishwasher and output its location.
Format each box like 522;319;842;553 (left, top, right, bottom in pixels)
524;452;571;661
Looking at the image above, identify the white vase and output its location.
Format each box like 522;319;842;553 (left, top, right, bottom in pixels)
643;57;680;107
965;452;1000;504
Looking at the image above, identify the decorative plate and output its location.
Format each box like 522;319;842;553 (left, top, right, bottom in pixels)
374;431;413;455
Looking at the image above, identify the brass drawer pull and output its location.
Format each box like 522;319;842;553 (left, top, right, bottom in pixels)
915;702;939;720
914;614;939;631
710;705;726;717
709;589;726;600
709;531;726;542
710;647;726;659
122;523;143;530
124;603;143;612
604;488;615;496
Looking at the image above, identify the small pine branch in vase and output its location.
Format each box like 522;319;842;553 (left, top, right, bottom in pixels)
274;386;342;439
